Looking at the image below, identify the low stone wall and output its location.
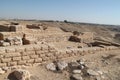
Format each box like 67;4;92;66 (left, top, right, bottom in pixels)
0;32;24;40
0;25;10;32
57;46;119;59
0;44;57;67
0;44;119;68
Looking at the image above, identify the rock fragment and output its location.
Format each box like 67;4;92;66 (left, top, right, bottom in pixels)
0;68;5;75
73;70;81;74
46;63;56;71
87;69;99;76
13;69;31;80
71;74;83;80
57;61;68;70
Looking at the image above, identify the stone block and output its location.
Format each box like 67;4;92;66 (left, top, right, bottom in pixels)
36;51;44;54
66;50;72;54
6;47;15;53
0;25;10;32
54;52;61;56
0;63;7;67
45;53;53;57
39;54;46;57
41;45;48;50
17;60;26;65
42;57;50;61
0;55;4;58
0;41;10;47
22;56;30;60
7;61;17;66
33;45;42;51
25;46;34;51
1;58;11;63
13;69;31;80
12;57;21;61
44;50;49;53
49;56;56;60
30;55;39;59
15;46;25;52
34;58;42;63
21;51;35;56
48;49;57;53
4;52;21;58
27;59;34;63
10;25;22;32
6;37;22;46
0;47;6;54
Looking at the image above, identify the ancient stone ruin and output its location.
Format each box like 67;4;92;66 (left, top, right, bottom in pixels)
0;22;119;69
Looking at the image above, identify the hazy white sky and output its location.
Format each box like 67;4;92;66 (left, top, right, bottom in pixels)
0;0;120;25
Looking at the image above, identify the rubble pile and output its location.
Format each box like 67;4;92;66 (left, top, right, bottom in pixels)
0;37;22;46
46;59;107;80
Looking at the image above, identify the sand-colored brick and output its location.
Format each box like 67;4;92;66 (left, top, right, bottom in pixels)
27;59;34;63
41;45;48;50
15;46;25;52
0;47;6;54
25;45;34;51
30;55;39;59
1;58;11;63
42;56;50;61
36;51;44;54
35;58;42;63
21;51;35;56
7;61;17;66
6;47;16;53
45;53;53;57
12;57;21;61
48;50;57;53
0;63;7;67
66;50;72;54
0;55;4;58
18;60;26;65
39;54;46;57
22;56;30;60
33;45;42;51
4;52;21;58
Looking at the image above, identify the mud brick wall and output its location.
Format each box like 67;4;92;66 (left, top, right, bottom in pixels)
0;25;10;32
0;44;58;67
0;44;118;68
25;32;71;43
0;32;24;40
57;46;118;59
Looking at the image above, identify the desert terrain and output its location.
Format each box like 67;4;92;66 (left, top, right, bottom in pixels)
0;20;120;80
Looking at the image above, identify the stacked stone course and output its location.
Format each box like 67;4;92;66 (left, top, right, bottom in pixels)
0;23;119;68
0;44;118;68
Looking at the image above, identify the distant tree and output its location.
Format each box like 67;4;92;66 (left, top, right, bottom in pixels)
64;20;68;23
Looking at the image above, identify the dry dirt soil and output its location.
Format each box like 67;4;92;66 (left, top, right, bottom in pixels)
0;20;120;80
0;49;120;80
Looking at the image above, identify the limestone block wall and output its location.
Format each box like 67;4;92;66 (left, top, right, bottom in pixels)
0;31;71;43
0;44;57;67
0;25;10;32
24;32;71;43
57;46;119;59
0;32;24;40
0;44;119;68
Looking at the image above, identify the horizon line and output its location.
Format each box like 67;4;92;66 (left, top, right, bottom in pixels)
0;18;120;26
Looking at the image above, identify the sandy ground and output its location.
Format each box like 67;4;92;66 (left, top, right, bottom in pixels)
0;20;120;80
0;49;120;80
